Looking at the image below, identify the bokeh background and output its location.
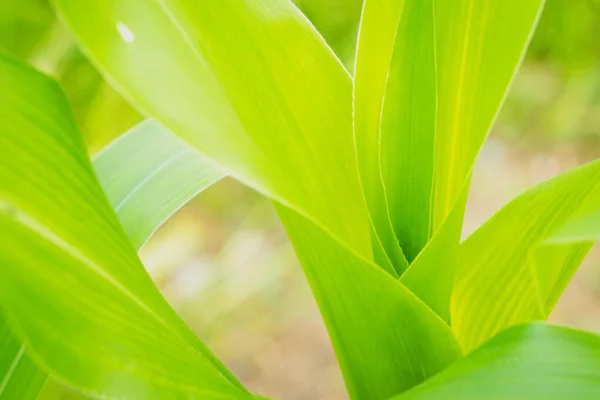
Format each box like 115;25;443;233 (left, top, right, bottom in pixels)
2;0;600;398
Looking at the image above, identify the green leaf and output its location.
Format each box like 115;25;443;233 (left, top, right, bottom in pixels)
103;118;463;399
53;1;462;397
354;0;545;322
355;0;435;265
92;119;226;250
453;159;600;352
429;0;545;228
0;51;250;399
0;319;46;400
356;0;546;251
277;207;461;399
395;323;600;399
0;118;226;399
51;0;379;264
353;0;409;273
546;187;600;243
399;183;469;323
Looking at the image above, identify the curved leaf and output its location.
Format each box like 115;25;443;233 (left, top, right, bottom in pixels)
52;1;461;397
0;118;226;400
52;0;375;261
0;51;249;399
354;0;545;322
93;119;226;250
546;188;600;243
396;323;600;399
102;118;464;399
353;0;409;273
454;159;600;352
0;319;45;400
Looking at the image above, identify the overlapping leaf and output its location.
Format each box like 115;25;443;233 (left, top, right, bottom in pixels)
354;0;546;322
0;117;226;400
453;158;600;352
353;0;408;273
52;0;462;397
104;121;464;399
92;119;226;249
52;0;374;259
396;323;600;399
0;52;251;399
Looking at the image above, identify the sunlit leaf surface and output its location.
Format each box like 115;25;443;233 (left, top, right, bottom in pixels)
0;52;251;399
52;1;462;397
396;323;600;399
454;159;600;352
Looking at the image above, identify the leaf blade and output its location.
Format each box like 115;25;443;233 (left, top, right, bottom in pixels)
0;51;249;399
396;323;600;399
454;159;600;352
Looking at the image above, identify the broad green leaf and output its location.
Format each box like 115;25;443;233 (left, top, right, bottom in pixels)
453;159;600;352
92;119;226;250
546;187;600;243
0;118;226;400
430;0;545;228
53;1;461;396
532;242;592;312
277;207;461;399
100;118;463;399
354;0;545;322
356;0;546;253
399;183;469;323
51;0;379;263
355;0;435;265
395;323;600;399
0;319;46;399
0;51;250;399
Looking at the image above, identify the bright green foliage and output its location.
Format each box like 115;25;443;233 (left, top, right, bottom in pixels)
547;187;600;243
0;319;45;399
51;0;376;261
93;119;226;250
50;0;463;398
396;323;600;399
1;0;600;399
0;118;226;400
0;53;250;399
353;0;545;324
353;0;409;273
454;159;600;351
105;121;463;398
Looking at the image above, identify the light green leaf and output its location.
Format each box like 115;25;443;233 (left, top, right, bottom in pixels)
52;0;378;263
277;207;461;399
356;0;546;250
546;187;600;243
0;51;250;399
355;0;435;265
453;159;600;352
0;319;46;400
395;323;600;399
102;118;463;399
354;0;545;322
429;0;545;228
0;118;226;400
92;119;226;250
399;183;469;323
353;0;408;273
531;243;593;312
53;1;461;397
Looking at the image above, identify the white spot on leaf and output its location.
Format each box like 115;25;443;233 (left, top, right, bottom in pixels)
116;22;135;43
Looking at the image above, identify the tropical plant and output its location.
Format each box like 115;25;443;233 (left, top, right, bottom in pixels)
1;0;600;399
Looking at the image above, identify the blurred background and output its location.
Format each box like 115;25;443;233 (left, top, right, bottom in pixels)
2;0;600;398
